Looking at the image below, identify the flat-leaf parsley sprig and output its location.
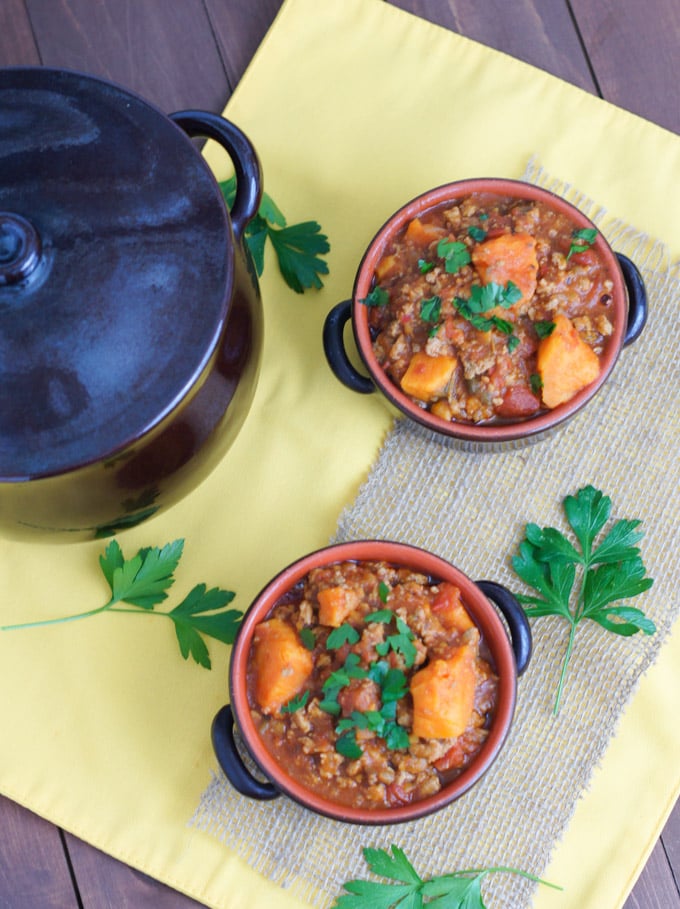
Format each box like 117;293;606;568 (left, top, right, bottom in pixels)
219;177;330;293
1;539;243;670
334;845;561;908
511;485;655;714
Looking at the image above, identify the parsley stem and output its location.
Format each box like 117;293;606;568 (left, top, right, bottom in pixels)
1;600;115;632
553;618;578;715
457;867;562;890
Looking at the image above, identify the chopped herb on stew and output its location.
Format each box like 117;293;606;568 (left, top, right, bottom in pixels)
327;623;361;648
280;690;309;714
436;238;471;274
530;373;543;394
360;285;389;307
567;227;598;260
418;258;435;274
468;225;488;242
299;627;316;650
378;581;391;604
420;295;442;324
534;320;556;339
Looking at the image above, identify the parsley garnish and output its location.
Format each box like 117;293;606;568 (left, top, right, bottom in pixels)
420;295;442;324
454;281;521;339
334;845;561;908
281;690;310;714
534;320;556;338
1;539;242;670
512;485;655;714
327;623;361;648
378;581;391;604
360;286;390;307
567;227;598;260
418;258;435;274
336;728;363;760
529;372;543;394
367;608;394;623
467;225;487;242
374;617;417;668
219;176;330;293
437;238;471;274
300;627;316;650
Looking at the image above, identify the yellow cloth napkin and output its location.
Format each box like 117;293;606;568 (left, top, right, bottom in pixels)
0;1;679;908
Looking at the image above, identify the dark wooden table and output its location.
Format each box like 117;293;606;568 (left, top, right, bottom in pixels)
1;2;678;907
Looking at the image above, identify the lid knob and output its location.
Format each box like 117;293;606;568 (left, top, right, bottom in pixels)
0;213;42;286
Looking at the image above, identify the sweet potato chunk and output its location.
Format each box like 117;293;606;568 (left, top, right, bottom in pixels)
400;352;457;402
375;254;399;282
431;583;474;634
471;232;538;305
317;585;361;627
252;618;313;715
404;217;446;247
410;644;477;739
537;313;600;408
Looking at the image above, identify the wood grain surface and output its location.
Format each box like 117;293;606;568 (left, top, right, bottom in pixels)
0;1;678;906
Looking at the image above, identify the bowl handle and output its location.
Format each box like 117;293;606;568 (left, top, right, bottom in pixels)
211;705;279;800
616;253;648;347
476;581;532;676
323;300;375;394
169;110;262;241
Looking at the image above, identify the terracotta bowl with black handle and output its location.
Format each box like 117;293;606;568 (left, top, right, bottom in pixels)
212;540;532;825
324;178;647;448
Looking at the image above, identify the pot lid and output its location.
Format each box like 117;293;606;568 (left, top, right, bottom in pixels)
0;68;232;479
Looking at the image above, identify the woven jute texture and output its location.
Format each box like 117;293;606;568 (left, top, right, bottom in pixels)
191;164;680;907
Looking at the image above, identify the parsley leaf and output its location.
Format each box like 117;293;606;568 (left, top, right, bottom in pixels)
327;623;361;648
512;485;655;714
437;238;470;274
167;584;240;668
378;582;391;604
420;295;442;324
2;539;241;671
360;286;390;307
567;227;598;260
334;845;561;908
534;320;556;339
418;258;435;274
300;627;316;650
281;690;310;714
267;221;330;293
219;177;330;293
467;225;487;242
336;728;363;760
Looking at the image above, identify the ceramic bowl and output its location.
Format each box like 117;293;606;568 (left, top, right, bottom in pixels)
212;540;532;825
324;178;647;447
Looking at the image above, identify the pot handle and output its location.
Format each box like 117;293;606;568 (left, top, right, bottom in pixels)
323;299;375;394
169;110;262;241
211;704;279;800
475;580;532;676
616;253;648;347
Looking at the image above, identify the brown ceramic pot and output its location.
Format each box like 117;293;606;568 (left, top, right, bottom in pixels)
324;178;647;447
0;68;263;540
212;540;532;825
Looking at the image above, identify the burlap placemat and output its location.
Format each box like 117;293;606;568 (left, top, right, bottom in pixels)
191;164;680;907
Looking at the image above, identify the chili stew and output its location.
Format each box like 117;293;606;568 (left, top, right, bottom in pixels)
365;192;616;424
246;560;498;810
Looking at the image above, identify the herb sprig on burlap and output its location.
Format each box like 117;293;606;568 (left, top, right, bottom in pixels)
511;485;655;714
334;845;561;908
